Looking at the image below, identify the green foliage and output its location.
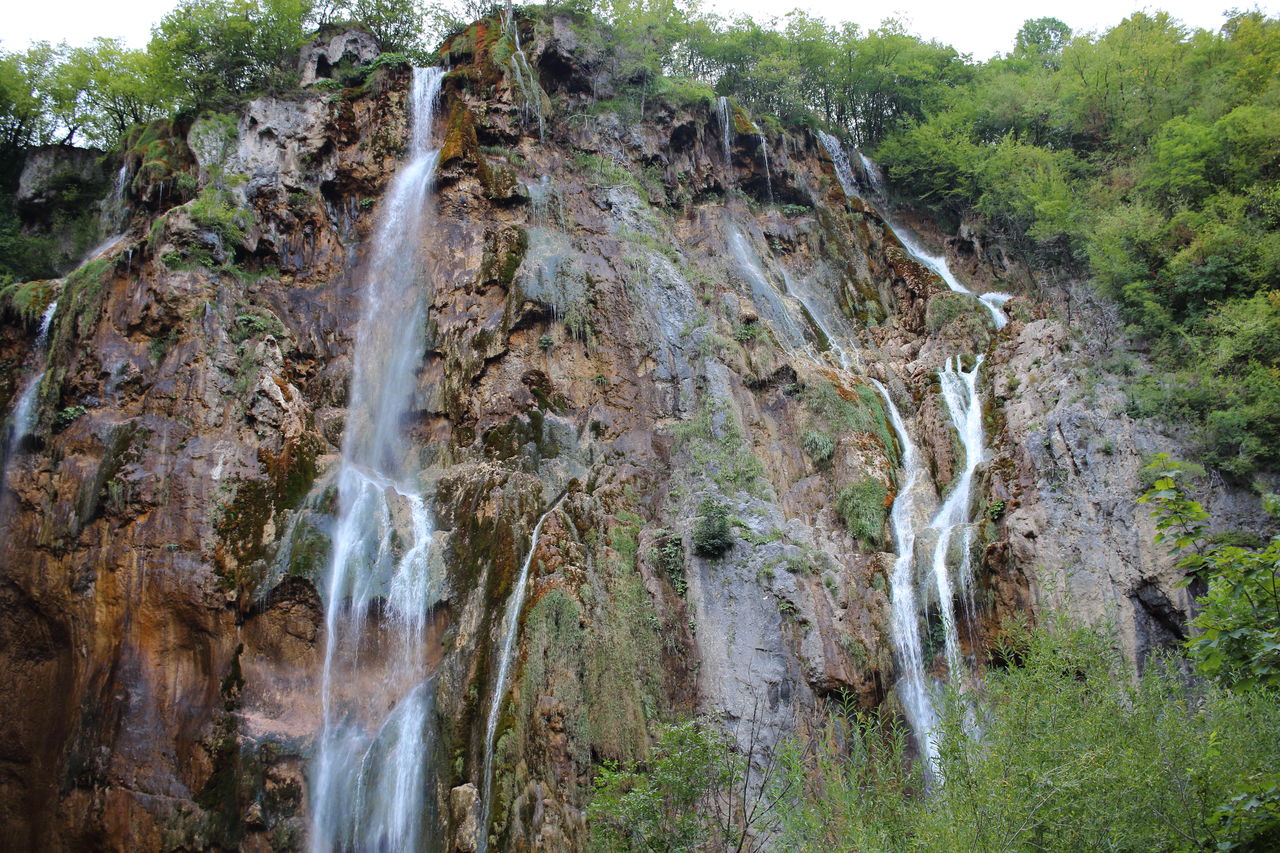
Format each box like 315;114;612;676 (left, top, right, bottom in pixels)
338;0;431;56
1210;773;1280;852
672;399;765;494
691;498;732;558
835;479;886;546
53;404;87;431
802;379;895;462
1139;454;1280;690
777;614;1280;851
865;9;1280;476
190;182;250;247
230;307;285;342
148;0;310;112
1190;536;1280;690
801;429;834;467
587;719;737;852
654;532;686;595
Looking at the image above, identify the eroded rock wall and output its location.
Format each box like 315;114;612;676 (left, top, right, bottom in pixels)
0;14;1241;852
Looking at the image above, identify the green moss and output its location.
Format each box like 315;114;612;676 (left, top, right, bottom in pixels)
478;225;528;287
439;101;479;165
478;157;521;201
731;103;757;135
0;278;57;323
803;379;896;466
672;398;765;495
40;258;111;417
215;479;275;577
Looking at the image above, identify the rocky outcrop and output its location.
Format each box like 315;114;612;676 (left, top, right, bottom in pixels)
298;29;382;86
0;11;1264;853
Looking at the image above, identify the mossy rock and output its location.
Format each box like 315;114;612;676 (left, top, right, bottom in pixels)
478;225;528;288
731;103;758;135
478;157;528;204
439;101;479;167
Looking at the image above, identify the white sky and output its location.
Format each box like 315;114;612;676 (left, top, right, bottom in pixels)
2;0;1277;58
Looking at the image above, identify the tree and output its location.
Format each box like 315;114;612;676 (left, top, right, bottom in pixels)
341;0;431;55
148;0;311;111
53;39;176;146
1013;17;1071;66
1139;454;1280;690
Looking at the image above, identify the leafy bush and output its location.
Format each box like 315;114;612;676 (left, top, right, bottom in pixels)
801;430;835;467
588;719;738;852
835;479;887;546
776;613;1280;851
691;498;733;558
1140;454;1280;690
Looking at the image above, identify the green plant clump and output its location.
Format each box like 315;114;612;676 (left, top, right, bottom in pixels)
835;478;887;546
801;430;835;467
691;498;733;558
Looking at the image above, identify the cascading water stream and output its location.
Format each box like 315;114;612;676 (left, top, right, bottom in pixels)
501;11;545;140
872;380;940;766
758;132;774;204
3;300;58;465
476;493;566;853
716;96;733;163
727;228;807;350
309;66;445;853
927;355;986;676
856;150;1009;330
816;131;999;760
817;132;1010;330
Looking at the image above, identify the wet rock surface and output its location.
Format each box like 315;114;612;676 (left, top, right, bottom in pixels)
0;12;1266;853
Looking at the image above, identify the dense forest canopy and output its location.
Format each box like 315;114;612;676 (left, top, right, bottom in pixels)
1;0;1278;477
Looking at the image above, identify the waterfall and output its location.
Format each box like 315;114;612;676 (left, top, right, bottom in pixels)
476;494;566;853
101;163;130;234
818;131;858;199
528;175;555;225
927;355;986;676
716;97;732;163
872;380;940;766
727;228;807;350
870;359;987;768
818;134;1011;330
309;67;445;853
857;151;1009;330
502;11;545;140
4;301;58;462
758;133;774;204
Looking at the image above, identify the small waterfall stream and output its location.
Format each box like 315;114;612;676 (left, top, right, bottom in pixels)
309;66;445;853
476;493;567;853
4;301;58;463
815;131;999;762
501;11;545;140
716;96;733;163
758;132;774;203
929;355;986;673
727;227;807;350
818;132;1010;330
872;379;940;765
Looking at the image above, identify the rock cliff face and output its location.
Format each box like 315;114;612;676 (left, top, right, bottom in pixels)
0;15;1251;853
